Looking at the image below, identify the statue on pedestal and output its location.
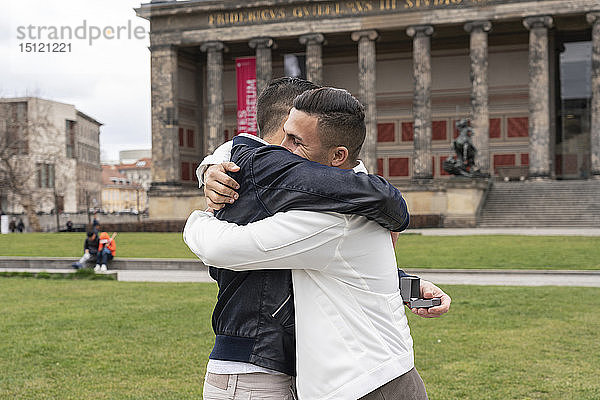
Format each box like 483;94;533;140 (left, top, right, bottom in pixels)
443;119;483;178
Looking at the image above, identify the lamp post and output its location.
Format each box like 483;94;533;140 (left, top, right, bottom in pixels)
86;190;91;225
136;187;141;223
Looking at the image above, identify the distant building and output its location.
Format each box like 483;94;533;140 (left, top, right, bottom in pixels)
101;165;146;213
75;111;103;211
0;97;102;214
137;0;598;184
119;149;151;164
117;158;152;190
136;0;599;226
116;158;152;210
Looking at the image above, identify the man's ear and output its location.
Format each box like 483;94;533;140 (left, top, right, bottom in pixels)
330;146;349;167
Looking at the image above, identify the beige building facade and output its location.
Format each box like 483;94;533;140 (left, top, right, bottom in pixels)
101;165;147;213
116;158;152;212
136;0;599;225
75;111;103;211
0;97;102;215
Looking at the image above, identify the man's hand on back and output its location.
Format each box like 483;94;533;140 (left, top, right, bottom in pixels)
412;280;451;318
203;162;241;210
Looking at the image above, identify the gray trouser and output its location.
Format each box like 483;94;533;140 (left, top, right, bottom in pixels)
359;368;428;400
79;252;95;265
203;372;295;400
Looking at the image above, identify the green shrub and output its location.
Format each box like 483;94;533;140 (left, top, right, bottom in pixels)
72;268;95;279
0;269;115;281
90;272;117;281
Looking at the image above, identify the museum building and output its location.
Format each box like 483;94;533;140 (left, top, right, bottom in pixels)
136;0;599;224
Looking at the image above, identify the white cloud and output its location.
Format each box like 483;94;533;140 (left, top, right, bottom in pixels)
1;0;151;161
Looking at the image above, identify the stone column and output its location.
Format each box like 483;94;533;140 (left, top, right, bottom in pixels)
150;44;179;184
523;16;553;178
407;25;434;180
249;37;274;96
299;33;325;84
587;12;600;178
201;41;225;154
351;30;379;175
465;20;492;176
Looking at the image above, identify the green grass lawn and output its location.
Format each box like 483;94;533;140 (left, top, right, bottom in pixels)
0;280;598;399
1;232;599;269
0;279;215;399
0;232;196;259
395;235;600;270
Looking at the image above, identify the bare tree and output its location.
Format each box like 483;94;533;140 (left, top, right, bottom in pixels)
0;102;41;231
0;99;71;232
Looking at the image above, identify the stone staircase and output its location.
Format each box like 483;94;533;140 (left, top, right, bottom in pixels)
478;180;600;228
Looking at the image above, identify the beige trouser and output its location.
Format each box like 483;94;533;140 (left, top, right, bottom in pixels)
203;372;295;400
359;368;428;400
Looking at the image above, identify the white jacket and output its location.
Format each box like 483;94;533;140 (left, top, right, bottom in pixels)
184;204;415;400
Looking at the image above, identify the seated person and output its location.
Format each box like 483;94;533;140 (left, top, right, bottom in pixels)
95;232;116;272
72;231;99;269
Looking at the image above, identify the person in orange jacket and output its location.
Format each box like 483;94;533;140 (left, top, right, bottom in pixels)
95;232;116;272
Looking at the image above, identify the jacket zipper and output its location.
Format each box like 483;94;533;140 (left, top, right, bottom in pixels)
271;294;291;318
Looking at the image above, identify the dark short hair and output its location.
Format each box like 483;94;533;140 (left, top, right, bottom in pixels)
257;77;321;139
87;231;94;237
293;87;366;163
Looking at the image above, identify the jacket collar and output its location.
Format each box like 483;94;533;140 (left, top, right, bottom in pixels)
233;133;269;149
353;161;367;174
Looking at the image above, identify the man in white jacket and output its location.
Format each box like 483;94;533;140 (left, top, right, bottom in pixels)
185;87;435;399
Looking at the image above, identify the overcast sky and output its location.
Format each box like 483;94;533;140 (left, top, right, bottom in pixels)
1;0;152;162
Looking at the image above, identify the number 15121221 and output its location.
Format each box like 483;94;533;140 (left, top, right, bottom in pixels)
19;42;72;53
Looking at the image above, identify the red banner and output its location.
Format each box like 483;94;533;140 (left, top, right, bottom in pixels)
236;57;258;136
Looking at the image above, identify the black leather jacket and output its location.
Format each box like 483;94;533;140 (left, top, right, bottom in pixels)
210;135;410;376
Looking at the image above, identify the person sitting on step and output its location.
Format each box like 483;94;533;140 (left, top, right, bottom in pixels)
95;232;116;272
72;231;99;269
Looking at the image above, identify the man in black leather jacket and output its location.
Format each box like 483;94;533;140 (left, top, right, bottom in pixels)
198;78;451;399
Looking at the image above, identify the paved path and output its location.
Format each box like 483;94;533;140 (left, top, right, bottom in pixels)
117;269;213;282
406;269;600;287
0;256;203;270
2;267;599;286
0;267;214;283
405;228;600;236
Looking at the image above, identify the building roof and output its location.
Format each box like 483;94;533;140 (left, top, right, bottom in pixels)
116;158;152;170
76;110;103;127
0;97;103;126
101;165;141;188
